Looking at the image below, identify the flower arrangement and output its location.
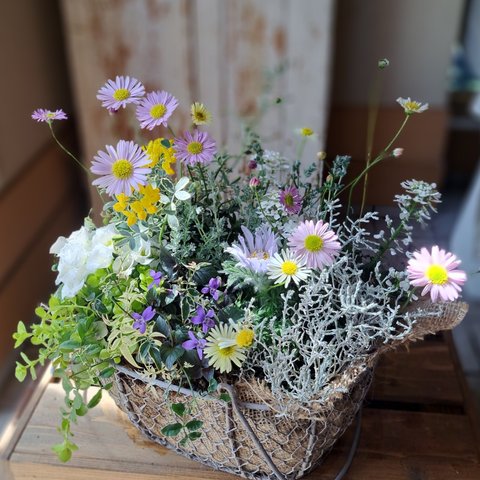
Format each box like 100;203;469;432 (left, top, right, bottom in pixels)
17;73;468;470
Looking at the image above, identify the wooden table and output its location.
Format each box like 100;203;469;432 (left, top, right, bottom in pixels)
2;333;480;479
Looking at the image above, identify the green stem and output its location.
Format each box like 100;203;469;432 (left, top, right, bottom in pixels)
48;123;90;175
343;115;410;212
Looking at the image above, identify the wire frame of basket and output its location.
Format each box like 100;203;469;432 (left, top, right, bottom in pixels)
107;301;468;480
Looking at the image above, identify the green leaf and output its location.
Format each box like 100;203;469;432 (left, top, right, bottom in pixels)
87;389;103;409
179;435;189;446
15;363;27;382
207;378;218;393
171;403;186;417
219;393;231;403
75;404;88;416
185;420;203;431
99;366;115;378
52;441;76;462
217;304;244;323
154;316;171;338
59;340;81;351
160;345;185;370
161;138;171;148
161;422;183;437
188;431;202;440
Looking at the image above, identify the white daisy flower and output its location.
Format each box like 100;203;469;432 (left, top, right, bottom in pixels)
396;97;429;115
267;249;311;288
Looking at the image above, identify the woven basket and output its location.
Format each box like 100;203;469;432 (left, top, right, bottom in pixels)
108;301;468;480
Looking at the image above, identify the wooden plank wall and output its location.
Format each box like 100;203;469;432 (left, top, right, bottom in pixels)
60;0;334;214
0;136;85;383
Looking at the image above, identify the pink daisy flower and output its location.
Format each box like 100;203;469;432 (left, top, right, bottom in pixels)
407;246;467;302
90;140;151;196
288;220;341;269
279;186;302;215
174;130;217;166
31;109;68;123
97;75;145;112
136;90;178;130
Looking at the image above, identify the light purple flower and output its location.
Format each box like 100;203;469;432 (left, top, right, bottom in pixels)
31;109;68;123
96;76;145;112
174;130;217;166
182;331;207;360
226;225;278;273
90;140;151;196
132;306;156;334
201;277;222;301
407;246;467;302
148;269;163;290
279;186;302;215
136;90;178;130
288;220;341;269
191;306;216;333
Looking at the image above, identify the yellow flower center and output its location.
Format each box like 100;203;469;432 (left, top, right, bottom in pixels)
218;345;236;357
281;260;298;276
150;104;167;119
111;159;134;179
187;141;203;155
426;264;448;285
236;329;255;348
113;88;130;101
284;193;294;207
404;101;421;112
304;234;324;252
301;127;314;137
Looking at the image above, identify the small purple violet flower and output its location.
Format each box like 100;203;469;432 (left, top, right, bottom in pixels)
148;269;163;289
182;331;207;360
201;277;222;301
191;306;216;333
132;306;156;334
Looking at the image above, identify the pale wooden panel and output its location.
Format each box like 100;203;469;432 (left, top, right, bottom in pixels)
285;0;334;164
195;0;224;145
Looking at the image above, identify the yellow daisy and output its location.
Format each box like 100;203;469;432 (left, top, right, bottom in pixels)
191;102;212;126
204;324;246;373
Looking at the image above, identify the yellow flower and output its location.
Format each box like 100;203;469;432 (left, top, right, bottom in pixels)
144;139;163;168
131;201;147;221
139;184;160;204
236;328;255;348
113;193;129;212
124;210;137;227
204;324;246;373
144;138;177;175
300;127;315;137
190;102;212;126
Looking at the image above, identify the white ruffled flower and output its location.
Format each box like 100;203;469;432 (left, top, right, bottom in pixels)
112;238;153;277
50;224;117;298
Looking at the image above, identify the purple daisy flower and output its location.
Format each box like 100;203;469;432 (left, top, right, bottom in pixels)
148;270;163;290
288;220;341;269
132;306;156;334
226;225;278;273
90;140;151;196
201;277;222;301
182;331;207;360
174;130;217;166
97;75;145;112
191;306;216;333
279;186;303;215
31;109;68;123
136;90;178;130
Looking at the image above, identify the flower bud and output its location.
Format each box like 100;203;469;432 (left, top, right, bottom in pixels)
248;159;258;170
393;148;404;158
317;151;327;161
249;177;260;188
